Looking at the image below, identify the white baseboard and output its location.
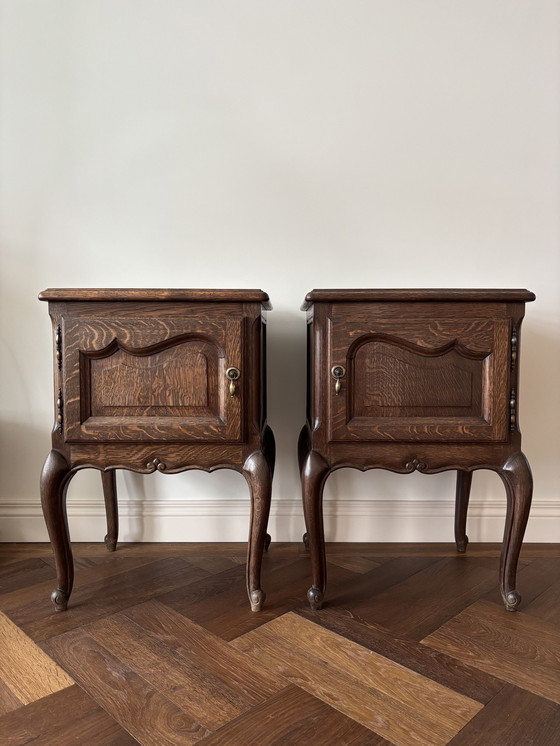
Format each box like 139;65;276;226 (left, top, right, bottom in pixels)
0;497;559;543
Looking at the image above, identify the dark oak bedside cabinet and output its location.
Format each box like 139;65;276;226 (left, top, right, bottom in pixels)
299;289;535;612
39;288;275;612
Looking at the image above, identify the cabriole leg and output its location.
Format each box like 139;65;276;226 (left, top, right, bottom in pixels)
102;470;118;552
454;470;472;553
40;450;74;611
301;451;330;610
498;452;533;611
243;438;274;612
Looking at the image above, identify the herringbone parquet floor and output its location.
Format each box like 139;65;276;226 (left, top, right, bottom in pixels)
1;541;559;745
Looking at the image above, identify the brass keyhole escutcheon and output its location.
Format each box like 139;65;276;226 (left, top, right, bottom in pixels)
226;367;241;396
331;365;346;395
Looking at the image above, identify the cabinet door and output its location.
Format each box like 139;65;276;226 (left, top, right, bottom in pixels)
62;316;243;442
328;316;510;442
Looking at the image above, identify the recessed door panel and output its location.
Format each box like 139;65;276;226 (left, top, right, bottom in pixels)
329;317;510;442
63;317;243;442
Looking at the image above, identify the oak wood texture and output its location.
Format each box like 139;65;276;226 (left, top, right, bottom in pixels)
39;289;274;613
0;685;140;746
39;287;271;307
1;542;559;745
232;612;483;746
422;598;560;704
300;288;535;612
447;684;560;745
44;629;211;745
302;288;536;308
0;612;73;705
197;685;391;745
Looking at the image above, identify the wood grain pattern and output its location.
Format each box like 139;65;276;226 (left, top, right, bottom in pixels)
0;553;160;614
302;290;534;615
522;572;560;624
83;603;286;730
0;559;55;594
0;685;140;746
197;685;392;746
160;557;356;642
41;290;273;614
422;599;560;703
1;542;558;745
0;612;73;704
14;557;209;641
43;629;210;745
39;288;271;306
337;556;498;641
296;606;504;704
303;288;536;307
0;679;23;717
65;315;242;443
232;612;482;746
447;684;560;745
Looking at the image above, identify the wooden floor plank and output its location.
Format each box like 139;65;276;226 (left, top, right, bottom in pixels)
1;542;559;745
0;559;55;594
0;684;140;745
42;628;210;745
123;600;287;694
326;555;383;574
447;684;560;745
339;556;498;640
12;557;210;642
232;612;482;746
296;606;504;704
483;557;560;610
85;605;286;730
159;557;356;641
0;612;73;705
327;555;440;610
197;685;392;746
422;599;560;704
0;679;22;717
0;553;160;613
522;573;560;624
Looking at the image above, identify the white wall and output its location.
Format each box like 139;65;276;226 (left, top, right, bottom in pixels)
1;1;559;543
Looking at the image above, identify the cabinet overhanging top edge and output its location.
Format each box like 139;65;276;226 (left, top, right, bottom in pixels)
39;288;271;308
302;288;535;309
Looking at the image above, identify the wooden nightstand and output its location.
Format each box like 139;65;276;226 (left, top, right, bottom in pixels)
39;288;275;612
299;289;535;612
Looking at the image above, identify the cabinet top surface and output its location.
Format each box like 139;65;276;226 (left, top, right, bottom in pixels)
39;288;271;308
302;288;535;309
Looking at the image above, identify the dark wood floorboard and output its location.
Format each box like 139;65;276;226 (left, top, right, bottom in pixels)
447;684;560;745
197;685;392;745
0;685;140;746
1;541;559;745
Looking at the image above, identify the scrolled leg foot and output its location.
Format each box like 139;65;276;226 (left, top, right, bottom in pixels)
456;536;469;554
104;534;117;552
51;588;69;612
303;532;310;551
249;589;266;613
264;533;271;553
307;586;324;611
503;589;521;612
